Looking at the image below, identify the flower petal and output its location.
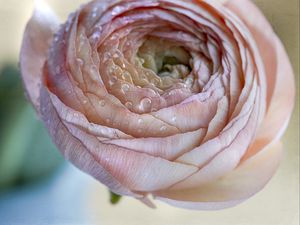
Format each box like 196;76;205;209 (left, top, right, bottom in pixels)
43;87;199;192
225;0;295;160
20;0;59;113
154;141;282;210
40;86;140;197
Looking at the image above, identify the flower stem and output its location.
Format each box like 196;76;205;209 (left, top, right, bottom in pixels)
109;191;122;205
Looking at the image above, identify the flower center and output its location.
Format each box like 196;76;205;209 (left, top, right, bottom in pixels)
137;37;192;80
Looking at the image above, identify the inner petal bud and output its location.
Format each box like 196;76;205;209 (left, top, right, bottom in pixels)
137;37;192;80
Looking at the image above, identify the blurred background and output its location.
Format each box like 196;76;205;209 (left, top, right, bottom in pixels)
0;0;299;225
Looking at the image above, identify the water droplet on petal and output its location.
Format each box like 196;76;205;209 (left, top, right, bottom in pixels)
121;83;130;92
140;58;145;64
55;66;60;74
160;125;167;131
110;34;118;40
125;101;133;109
92;7;98;13
171;116;177;122
111;6;123;16
138;118;143;124
90;32;101;43
123;72;131;80
103;52;111;62
109;65;120;74
54;36;59;42
109;76;118;86
76;58;84;67
139;98;152;112
99;100;105;107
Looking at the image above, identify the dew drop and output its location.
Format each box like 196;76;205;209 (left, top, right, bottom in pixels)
92;7;98;13
160;125;167;131
109;67;114;74
139;58;145;64
54;36;59;42
55;66;60;74
151;79;159;86
111;6;123;16
171;116;177;122
76;58;84;67
65;25;70;32
109;76;118;86
139;98;152;112
90;32;100;43
121;83;130;92
99;100;105;107
138;118;143;124
90;65;98;74
125;101;133;109
103;52;111;61
123;72;131;80
104;157;110;162
110;34;118;40
83;100;88;104
148;89;157;96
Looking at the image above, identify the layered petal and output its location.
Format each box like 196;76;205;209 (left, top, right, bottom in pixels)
224;0;295;161
155;141;282;210
20;0;59;113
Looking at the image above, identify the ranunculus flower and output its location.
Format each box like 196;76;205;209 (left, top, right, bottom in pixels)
20;0;295;210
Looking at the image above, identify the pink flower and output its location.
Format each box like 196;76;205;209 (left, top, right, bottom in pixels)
20;0;295;210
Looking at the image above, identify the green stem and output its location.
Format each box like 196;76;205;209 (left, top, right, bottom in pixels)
109;191;122;205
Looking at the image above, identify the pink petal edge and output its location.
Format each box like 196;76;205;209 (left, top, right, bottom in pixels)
20;0;59;113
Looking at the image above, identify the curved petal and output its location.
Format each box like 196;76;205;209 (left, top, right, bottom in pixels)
44;88;199;192
40;86;140;197
104;128;206;160
20;0;59;113
154;141;282;210
225;0;295;160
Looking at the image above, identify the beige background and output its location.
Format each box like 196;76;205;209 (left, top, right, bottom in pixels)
0;0;299;224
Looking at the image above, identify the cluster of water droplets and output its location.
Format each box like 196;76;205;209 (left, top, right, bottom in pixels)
56;1;207;136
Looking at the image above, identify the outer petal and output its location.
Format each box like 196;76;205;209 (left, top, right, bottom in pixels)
224;0;295;160
40;86;140;197
20;0;59;113
155;141;282;210
43;87;199;192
